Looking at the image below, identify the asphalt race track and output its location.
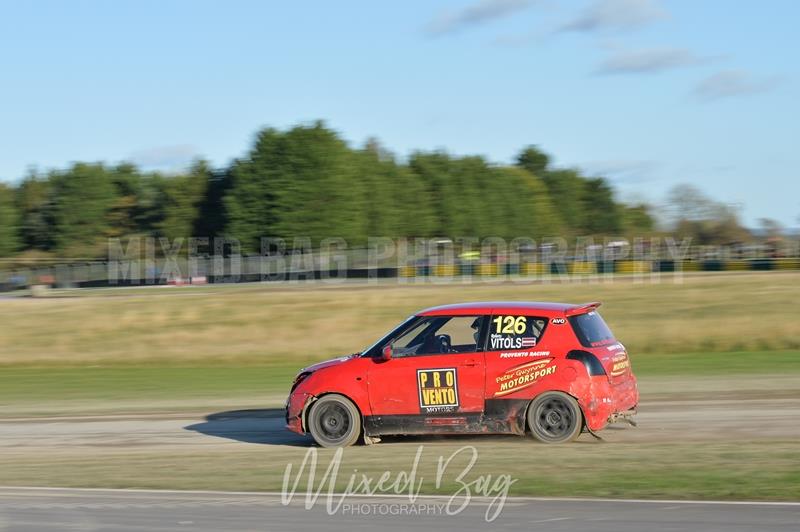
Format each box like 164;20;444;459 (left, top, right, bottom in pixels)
3;394;800;449
0;487;797;532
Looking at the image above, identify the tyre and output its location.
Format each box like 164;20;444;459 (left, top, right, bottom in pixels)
307;394;361;447
527;391;583;443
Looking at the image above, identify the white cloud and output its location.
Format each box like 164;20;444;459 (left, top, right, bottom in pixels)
580;159;661;183
595;47;706;74
128;144;198;170
559;0;667;34
425;0;535;36
692;70;781;102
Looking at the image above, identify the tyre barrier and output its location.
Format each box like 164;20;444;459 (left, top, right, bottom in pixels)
4;258;799;290
402;258;800;278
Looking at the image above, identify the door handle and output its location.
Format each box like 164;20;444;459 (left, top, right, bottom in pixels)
462;359;478;367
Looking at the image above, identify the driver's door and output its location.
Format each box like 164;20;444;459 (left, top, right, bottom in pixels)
367;315;486;417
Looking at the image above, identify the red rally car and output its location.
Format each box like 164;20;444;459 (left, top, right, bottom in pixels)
285;301;638;447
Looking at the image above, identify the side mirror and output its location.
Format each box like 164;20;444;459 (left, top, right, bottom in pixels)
380;344;393;361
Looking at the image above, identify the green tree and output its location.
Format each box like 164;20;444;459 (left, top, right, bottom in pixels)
408;151;466;237
516;145;551;177
491;167;561;240
539;168;585;234
580;177;621;234
0;126;672;257
50;163;119;256
273;122;363;244
15;174;53;250
666;184;749;245
356;141;435;237
194;169;231;239
0;183;21;256
107;163;145;239
392;164;436;237
225;122;366;251
452;156;494;237
155;161;210;242
223;128;282;253
622;203;655;234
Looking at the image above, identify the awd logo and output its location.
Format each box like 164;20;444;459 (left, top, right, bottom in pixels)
417;368;459;413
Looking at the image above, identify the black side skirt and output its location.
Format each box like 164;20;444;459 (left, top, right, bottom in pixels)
364;399;529;437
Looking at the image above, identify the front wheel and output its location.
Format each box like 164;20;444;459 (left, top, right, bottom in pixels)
527;392;583;443
307;394;361;447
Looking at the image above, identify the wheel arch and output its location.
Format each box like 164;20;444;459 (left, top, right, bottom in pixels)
520;388;586;435
301;391;365;436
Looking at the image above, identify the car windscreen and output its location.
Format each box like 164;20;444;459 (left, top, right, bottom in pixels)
568;311;615;347
361;315;419;357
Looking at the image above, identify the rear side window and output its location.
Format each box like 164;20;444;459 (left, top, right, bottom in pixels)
568;311;615;347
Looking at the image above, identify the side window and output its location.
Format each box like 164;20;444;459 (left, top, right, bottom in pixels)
392;316;486;356
435;316;485;353
487;315;547;351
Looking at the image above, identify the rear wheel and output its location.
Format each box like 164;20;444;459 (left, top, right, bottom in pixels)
307;394;361;447
527;392;583;443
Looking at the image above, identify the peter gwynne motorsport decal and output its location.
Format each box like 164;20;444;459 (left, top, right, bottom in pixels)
494;358;557;397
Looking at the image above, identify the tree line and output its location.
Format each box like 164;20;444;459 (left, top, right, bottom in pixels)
0;121;659;258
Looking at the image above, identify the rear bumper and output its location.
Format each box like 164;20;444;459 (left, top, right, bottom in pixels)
582;374;639;431
608;408;638;425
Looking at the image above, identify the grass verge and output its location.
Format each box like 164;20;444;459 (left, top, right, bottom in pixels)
0;441;797;500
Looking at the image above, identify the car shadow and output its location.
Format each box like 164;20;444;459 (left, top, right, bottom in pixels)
184;409;313;447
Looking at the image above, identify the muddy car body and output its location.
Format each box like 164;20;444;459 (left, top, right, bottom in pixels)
285;301;638;446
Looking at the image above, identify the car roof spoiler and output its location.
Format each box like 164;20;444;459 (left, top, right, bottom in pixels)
564;301;602;317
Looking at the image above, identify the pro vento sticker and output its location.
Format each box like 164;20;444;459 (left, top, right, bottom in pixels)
417;368;459;413
494;359;557;397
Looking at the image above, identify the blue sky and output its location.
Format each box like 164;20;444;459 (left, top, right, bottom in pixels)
1;0;797;227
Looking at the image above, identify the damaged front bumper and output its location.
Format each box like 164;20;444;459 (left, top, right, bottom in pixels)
285;392;315;434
